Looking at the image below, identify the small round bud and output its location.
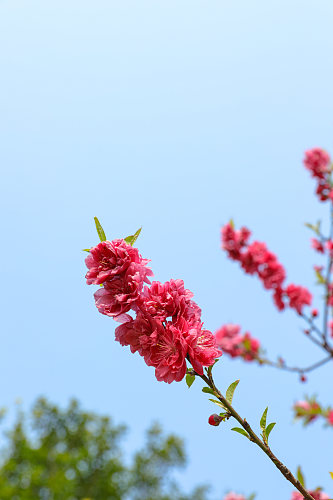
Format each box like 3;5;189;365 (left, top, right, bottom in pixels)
311;308;319;317
208;414;223;426
300;374;307;383
304;329;310;335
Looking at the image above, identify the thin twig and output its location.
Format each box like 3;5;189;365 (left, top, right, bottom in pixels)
198;371;315;500
300;314;333;353
257;354;333;374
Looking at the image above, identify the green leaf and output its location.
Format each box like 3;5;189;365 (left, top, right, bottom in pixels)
305;222;316;231
297;466;305;488
94;217;107;242
226;379;240;405
231;427;249;439
124;227;142;246
229;218;235;229
260;407;268;434
209;399;226;409
185;373;195;388
329;472;333;480
247;494;256;500
202;387;215;396
82;249;91;252
265;422;276;441
315;269;325;284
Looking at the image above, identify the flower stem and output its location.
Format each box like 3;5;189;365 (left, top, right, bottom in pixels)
199;372;315;500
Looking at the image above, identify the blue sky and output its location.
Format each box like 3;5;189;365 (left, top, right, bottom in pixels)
1;1;333;498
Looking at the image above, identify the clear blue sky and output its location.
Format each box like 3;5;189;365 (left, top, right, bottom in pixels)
1;1;333;498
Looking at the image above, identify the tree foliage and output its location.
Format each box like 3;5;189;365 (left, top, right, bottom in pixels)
0;398;208;500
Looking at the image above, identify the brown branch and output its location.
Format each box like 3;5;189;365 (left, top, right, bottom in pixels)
257;354;333;375
198;371;315;500
300;314;333;354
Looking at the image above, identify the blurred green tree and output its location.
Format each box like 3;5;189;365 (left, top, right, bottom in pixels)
0;398;208;500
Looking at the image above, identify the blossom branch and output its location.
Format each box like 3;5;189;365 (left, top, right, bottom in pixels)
198;371;315;500
301;314;333;354
257;353;333;375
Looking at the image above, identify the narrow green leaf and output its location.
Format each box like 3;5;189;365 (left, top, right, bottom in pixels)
305;222;316;231
209;399;226;409
229;218;235;229
202;387;215;395
260;407;268;434
82;249;91;252
265;422;276;441
94;217;107;242
124;227;142;246
186;373;195;388
329;472;333;480
297;466;305;488
305;221;321;236
247;494;256;500
226;379;240;405
231;427;249;439
315;269;325;284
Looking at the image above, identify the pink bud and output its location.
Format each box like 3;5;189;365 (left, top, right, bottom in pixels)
208;414;223;426
300;374;307;383
311;308;319;317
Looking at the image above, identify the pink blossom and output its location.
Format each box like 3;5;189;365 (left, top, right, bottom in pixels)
285;284;312;314
221;223;251;261
146;321;188;383
291;491;330;500
240;241;268;274
293;400;320;423
215;324;243;358
116;314;189;383
273;287;285;310
316;181;332;202
115;313;164;357
241;332;260;361
240;242;286;290
94;265;145;318
139;279;194;322
224;493;246;500
311;238;325;253
215;324;260;362
85;239;152;285
326;240;333;256
186;326;222;375
221;222;313;315
327;410;333;425
303;148;331;179
304;148;332;203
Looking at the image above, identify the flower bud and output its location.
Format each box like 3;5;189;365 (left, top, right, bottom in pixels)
208;414;223;426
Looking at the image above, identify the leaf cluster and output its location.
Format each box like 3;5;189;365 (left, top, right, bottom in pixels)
0;398;209;500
